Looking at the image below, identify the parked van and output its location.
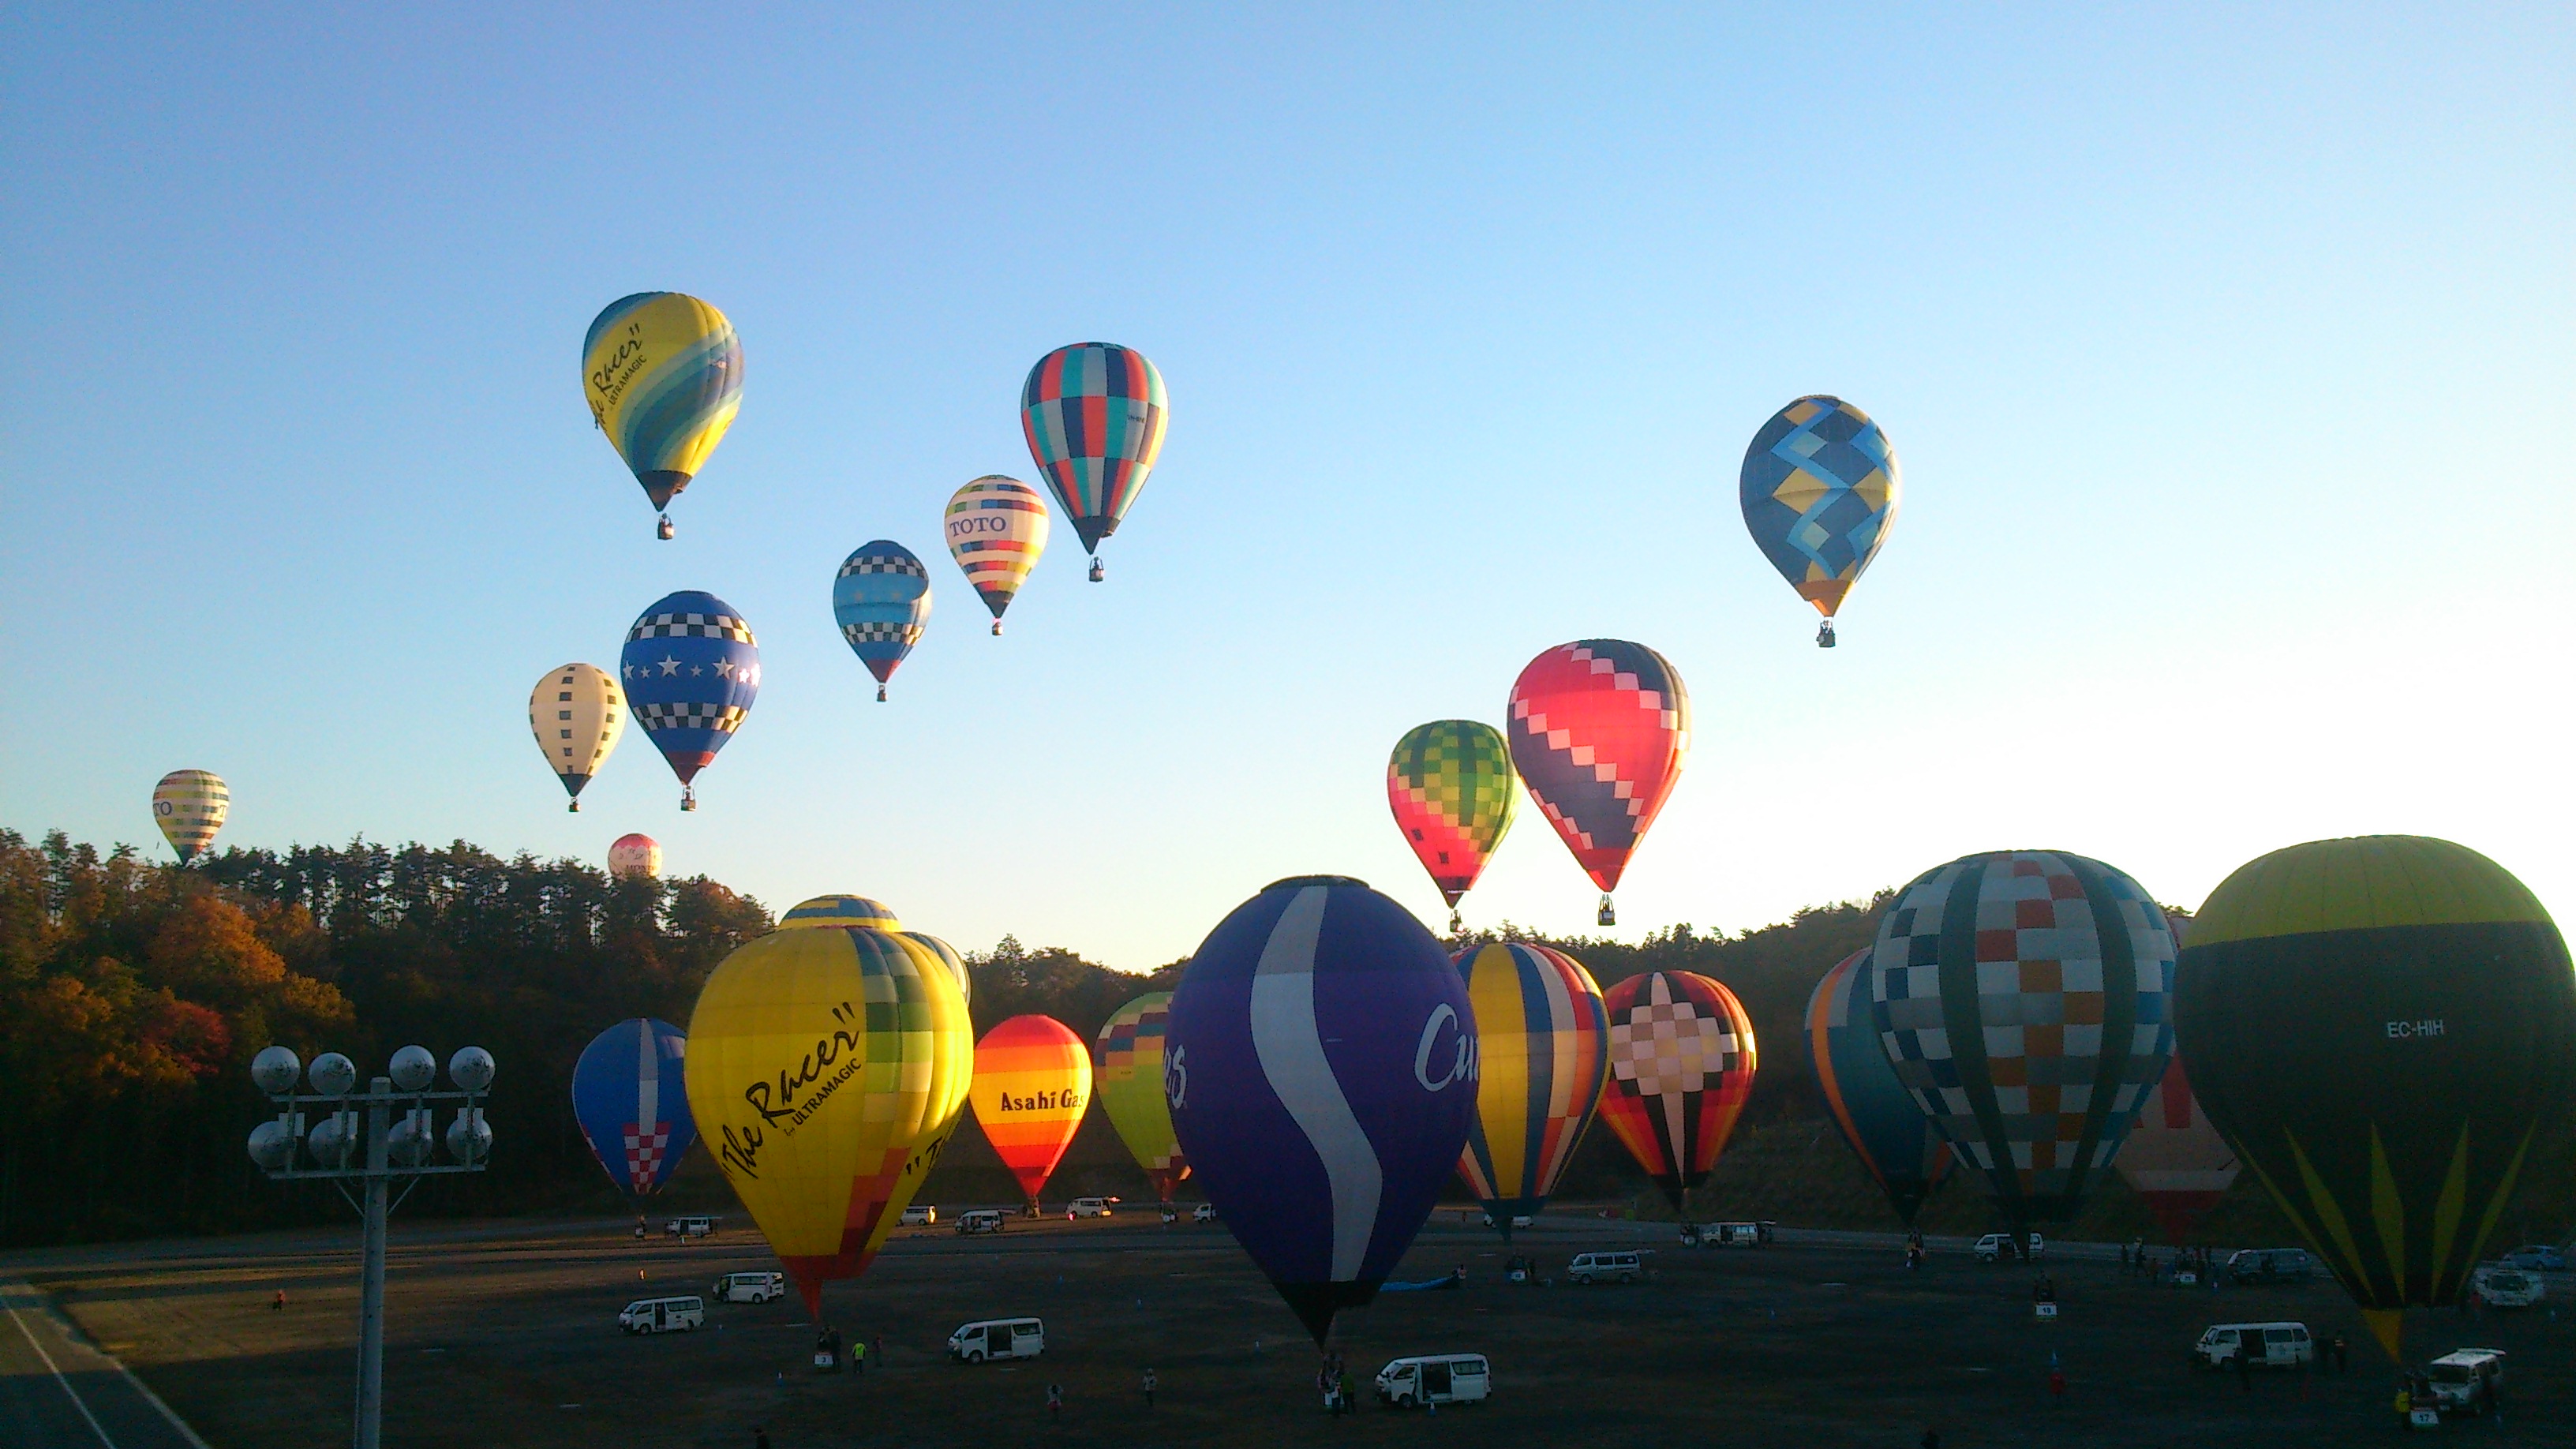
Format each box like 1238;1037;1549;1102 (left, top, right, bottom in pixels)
1376;1354;1490;1408
2423;1349;2506;1417
710;1271;784;1304
1698;1221;1774;1248
1192;1203;1218;1223
1972;1232;2043;1263
664;1215;718;1238
947;1317;1043;1362
1568;1251;1644;1285
900;1204;937;1226
2225;1248;2316;1284
956;1209;1008;1235
619;1296;706;1334
2190;1321;2312;1369
2470;1266;2544;1309
1067;1196;1118;1219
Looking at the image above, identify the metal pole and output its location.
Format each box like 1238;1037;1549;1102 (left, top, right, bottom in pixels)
355;1077;391;1449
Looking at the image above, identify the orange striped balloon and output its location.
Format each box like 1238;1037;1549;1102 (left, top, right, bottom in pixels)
944;476;1050;634
969;1015;1091;1204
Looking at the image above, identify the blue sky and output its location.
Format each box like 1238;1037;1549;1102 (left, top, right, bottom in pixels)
6;4;2570;969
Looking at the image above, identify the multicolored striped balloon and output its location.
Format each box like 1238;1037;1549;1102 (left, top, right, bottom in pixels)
1804;949;1952;1226
1597;970;1756;1212
970;1015;1091;1205
831;540;931;700
1868;850;2176;1234
1739;395;1899;646
1506;640;1690;924
582;293;743;531
607;833;661;880
620;590;759;811
1454;943;1608;1234
152;769;229;864
1387;721;1518;928
2114;1052;2237;1244
944;476;1050;633
1095;994;1188;1201
527;663;624;811
1021;343;1167;567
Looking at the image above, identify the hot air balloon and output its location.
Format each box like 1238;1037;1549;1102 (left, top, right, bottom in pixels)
1505;640;1690;927
620;590;758;811
682;895;973;1319
1020;343;1166;582
2114;1053;2237;1245
832;541;931;702
1597;970;1755;1213
528;663;624;811
1739;395;1899;648
2174;836;2575;1360
152;769;229;864
1166;875;1475;1345
582;292;743;538
903;930;972;1008
944;477;1050;635
571;1018;696;1198
1095;994;1188;1202
1387;721;1518;934
1868;850;2176;1243
607;833;662;880
1803;949;1952;1226
970;1016;1091;1210
1454;943;1608;1237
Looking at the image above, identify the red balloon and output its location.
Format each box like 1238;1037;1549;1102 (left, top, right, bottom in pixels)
1506;640;1690;918
1596;970;1755;1212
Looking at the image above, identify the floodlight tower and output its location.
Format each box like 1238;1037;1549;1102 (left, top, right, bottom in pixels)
248;1043;495;1449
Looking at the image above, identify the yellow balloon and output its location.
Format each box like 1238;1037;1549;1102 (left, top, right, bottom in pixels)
526;663;624;811
582;292;744;518
152;769;229;864
683;896;972;1317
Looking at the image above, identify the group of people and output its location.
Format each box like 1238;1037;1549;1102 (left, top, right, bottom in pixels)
1315;1351;1357;1414
808;1327;878;1376
2120;1238;2215;1286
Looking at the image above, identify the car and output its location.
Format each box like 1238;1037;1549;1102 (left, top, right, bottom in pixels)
900;1204;937;1226
1375;1354;1490;1408
1191;1203;1218;1223
947;1317;1044;1362
1567;1251;1644;1285
1695;1221;1775;1248
710;1271;784;1304
2498;1244;2568;1272
2422;1349;2506;1417
1972;1232;2043;1263
618;1295;705;1335
2189;1321;2312;1370
2469;1266;2544;1309
1067;1196;1119;1219
955;1208;1008;1235
663;1215;717;1239
1481;1212;1535;1231
2225;1248;2316;1284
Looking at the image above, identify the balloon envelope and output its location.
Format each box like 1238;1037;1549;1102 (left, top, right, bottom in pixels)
683;895;972;1318
571;1018;696;1196
1455;943;1608;1231
1738;395;1899;621
608;833;661;879
2113;1052;2237;1244
1020;343;1167;554
529;663;624;807
944;477;1050;625
152;769;228;864
1869;850;2177;1232
832;541;932;687
620;591;760;793
2174;836;2575;1358
1597;970;1755;1211
1804;949;1952;1225
1095;994;1188;1200
1166;875;1475;1344
1506;640;1690;899
970;1015;1091;1203
583;292;743;511
1387;721;1518;911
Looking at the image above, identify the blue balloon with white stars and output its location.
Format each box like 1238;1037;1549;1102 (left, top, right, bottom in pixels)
619;590;759;807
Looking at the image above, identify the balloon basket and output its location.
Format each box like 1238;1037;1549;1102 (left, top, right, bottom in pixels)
876;685;888;702
568;800;579;813
1597;895;1616;927
1817;620;1836;648
991;620;1002;636
1448;909;1464;935
680;788;697;813
656;514;675;540
1088;557;1105;582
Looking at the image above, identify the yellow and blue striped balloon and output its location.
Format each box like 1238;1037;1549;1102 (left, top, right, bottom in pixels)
1454;942;1609;1234
152;769;230;865
582;292;743;528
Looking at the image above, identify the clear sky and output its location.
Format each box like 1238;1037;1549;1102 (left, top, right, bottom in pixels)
6;5;2570;971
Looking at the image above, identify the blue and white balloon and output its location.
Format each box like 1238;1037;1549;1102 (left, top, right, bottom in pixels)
571;1018;695;1196
620;590;759;811
1166;874;1477;1345
831;539;932;702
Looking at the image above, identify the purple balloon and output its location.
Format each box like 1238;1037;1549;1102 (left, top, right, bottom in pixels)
1166;875;1477;1345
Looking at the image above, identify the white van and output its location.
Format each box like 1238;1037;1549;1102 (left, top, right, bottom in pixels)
664;1215;718;1238
710;1271;784;1304
1067;1196;1118;1219
619;1296;706;1334
2424;1349;2507;1417
1973;1232;2043;1262
2191;1321;2312;1369
900;1204;937;1226
2470;1266;2544;1309
956;1208;1008;1235
1568;1251;1645;1284
1376;1354;1490;1408
948;1317;1044;1362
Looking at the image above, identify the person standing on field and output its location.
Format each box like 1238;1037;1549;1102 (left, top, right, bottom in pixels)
1142;1368;1157;1407
1046;1382;1062;1421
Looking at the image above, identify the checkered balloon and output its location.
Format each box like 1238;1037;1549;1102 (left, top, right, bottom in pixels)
1866;850;2177;1228
1596;970;1756;1211
620;590;760;799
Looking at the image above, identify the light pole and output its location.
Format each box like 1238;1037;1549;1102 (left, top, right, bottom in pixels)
247;1043;495;1449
